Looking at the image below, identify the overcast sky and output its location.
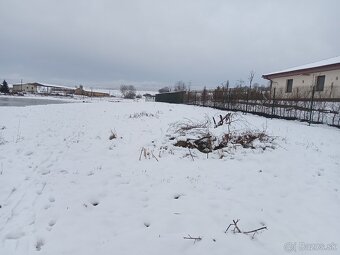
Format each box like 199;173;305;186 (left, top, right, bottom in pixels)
0;0;339;89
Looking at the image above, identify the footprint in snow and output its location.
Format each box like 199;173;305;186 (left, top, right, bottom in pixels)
46;219;57;231
141;197;149;202
91;201;99;206
173;194;184;199
5;231;25;240
49;219;56;227
40;170;50;175
88;198;100;207
25;151;34;156
35;238;45;251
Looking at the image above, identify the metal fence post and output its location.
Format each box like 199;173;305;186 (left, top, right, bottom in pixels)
222;89;226;109
271;88;276;117
245;88;249;113
227;89;231;110
309;86;315;126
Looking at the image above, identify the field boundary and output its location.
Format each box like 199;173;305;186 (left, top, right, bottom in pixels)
155;90;340;128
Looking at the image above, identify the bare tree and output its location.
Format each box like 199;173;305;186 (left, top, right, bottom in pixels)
174;81;186;91
158;87;171;93
248;70;255;89
120;85;136;99
236;79;245;88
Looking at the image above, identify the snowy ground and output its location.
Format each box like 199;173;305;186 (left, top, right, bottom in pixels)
0;100;339;254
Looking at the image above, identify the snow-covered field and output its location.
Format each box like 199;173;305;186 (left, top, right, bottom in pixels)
0;100;339;254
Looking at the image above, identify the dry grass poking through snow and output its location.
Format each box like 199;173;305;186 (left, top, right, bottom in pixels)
109;130;117;140
0;126;7;145
129;111;161;119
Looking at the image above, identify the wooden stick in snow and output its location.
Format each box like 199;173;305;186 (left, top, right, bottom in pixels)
183;234;202;244
188;148;194;161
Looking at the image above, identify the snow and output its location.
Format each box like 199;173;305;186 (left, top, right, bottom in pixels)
263;55;340;76
0;99;339;254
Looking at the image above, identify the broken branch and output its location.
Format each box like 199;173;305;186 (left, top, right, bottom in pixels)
139;148;143;161
188;148;195;161
151;151;159;162
243;226;267;234
183;234;202;244
225;219;267;238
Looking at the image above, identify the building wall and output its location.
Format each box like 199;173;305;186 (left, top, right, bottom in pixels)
12;85;22;92
270;69;340;99
12;84;38;93
74;87;109;97
155;91;186;104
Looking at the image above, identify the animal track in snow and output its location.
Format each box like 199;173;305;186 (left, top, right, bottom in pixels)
48;219;56;227
25;151;34;156
5;230;25;240
88;198;100;207
91;201;99;206
40;169;51;175
141;197;149;202
46;219;57;231
173;193;184;199
35;238;45;251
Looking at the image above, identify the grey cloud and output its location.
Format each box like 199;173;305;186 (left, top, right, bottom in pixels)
0;0;339;89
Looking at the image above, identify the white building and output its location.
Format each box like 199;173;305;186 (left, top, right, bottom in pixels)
12;82;75;95
262;56;340;99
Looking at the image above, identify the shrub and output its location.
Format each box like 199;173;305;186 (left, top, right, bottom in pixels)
120;85;136;99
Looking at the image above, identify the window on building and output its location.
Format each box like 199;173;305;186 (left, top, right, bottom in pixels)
315;75;325;91
286;79;293;93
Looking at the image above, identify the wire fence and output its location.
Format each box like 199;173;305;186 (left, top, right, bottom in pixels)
156;88;340;127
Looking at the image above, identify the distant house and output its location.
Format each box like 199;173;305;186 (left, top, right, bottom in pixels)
74;85;109;97
12;83;39;93
262;56;340;99
12;82;75;95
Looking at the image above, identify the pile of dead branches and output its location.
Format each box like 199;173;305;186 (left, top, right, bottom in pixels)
170;118;210;137
174;135;213;153
170;113;274;155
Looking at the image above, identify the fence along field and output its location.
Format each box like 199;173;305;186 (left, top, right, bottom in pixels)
155;87;340;128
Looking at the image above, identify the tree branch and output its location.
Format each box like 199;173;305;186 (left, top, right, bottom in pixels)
225;219;267;238
183;234;202;244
